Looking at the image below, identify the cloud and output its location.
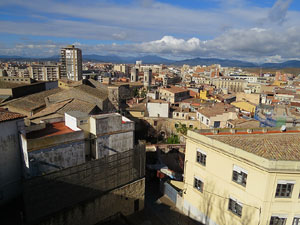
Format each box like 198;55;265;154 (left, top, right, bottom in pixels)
269;0;293;24
0;0;299;62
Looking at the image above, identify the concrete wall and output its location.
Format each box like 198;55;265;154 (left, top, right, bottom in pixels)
28;140;85;176
23;130;85;177
0;119;24;205
96;131;134;157
147;102;169;118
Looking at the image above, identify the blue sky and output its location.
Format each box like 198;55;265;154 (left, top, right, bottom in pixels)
0;0;299;62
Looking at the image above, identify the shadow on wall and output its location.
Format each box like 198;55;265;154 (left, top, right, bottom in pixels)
23;176;145;225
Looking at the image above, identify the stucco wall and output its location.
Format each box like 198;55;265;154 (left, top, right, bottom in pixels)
183;131;300;225
147;102;169;118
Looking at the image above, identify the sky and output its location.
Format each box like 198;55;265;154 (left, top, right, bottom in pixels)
0;0;300;63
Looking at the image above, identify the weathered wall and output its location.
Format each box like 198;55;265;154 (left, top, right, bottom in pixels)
0;119;24;206
28;140;85;176
23;146;145;224
96;131;134;157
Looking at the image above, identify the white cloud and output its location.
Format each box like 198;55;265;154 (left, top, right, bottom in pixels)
0;0;299;62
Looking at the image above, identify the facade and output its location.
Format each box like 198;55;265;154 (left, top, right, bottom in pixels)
146;101;169;118
183;128;300;225
212;78;247;92
131;67;139;82
197;103;238;128
159;86;190;103
144;68;152;88
29;64;60;81
60;45;83;81
0;109;25;205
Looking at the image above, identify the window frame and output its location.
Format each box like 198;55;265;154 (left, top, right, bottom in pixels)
293;217;300;225
232;165;248;187
275;181;295;198
196;149;206;166
194;177;203;193
270;216;287;225
228;198;243;217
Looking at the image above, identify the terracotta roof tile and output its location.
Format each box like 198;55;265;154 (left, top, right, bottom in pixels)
0;108;25;122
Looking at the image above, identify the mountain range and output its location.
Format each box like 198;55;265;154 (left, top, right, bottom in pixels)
1;54;300;69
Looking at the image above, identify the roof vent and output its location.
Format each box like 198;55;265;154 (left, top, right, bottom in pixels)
280;125;286;132
247;129;253;134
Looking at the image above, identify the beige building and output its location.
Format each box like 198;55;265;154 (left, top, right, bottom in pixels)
212;78;247;93
197;103;238;128
183;127;300;225
29;64;60;81
159;86;190;103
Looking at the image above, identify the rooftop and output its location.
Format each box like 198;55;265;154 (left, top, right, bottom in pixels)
198;103;236;117
160;85;189;94
26;121;75;139
195;128;300;161
0;108;25;122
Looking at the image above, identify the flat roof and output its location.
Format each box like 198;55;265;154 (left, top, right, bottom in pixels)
26;121;75;139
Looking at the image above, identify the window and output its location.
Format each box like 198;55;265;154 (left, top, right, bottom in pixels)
293;218;300;225
154;121;157;126
189;125;193;129
228;198;242;217
194;177;203;192
270;216;287;225
201;116;204;122
275;181;295;198
232;165;248;187
196;149;206;166
206;119;209;125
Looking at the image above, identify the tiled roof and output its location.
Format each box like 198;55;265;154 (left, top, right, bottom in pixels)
160;86;189;94
210;132;300;161
198;103;236;118
0;108;25;122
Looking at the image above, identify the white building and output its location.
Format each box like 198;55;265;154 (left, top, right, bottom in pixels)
146;101;169;118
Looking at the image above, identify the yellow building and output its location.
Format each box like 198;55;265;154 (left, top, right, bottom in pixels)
231;101;256;114
183;127;300;225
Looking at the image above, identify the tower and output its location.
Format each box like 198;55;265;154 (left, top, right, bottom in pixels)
144;68;152;88
131;67;139;82
60;45;82;81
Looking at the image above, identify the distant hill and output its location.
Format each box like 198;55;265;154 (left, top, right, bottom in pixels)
174;57;257;67
260;60;300;69
83;54;174;64
1;54;300;69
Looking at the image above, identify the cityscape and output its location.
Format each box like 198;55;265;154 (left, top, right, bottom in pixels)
1;1;300;225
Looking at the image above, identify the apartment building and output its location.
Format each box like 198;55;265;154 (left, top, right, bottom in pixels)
212;78;247;92
29;64;60;81
183;127;300;225
60;45;82;81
